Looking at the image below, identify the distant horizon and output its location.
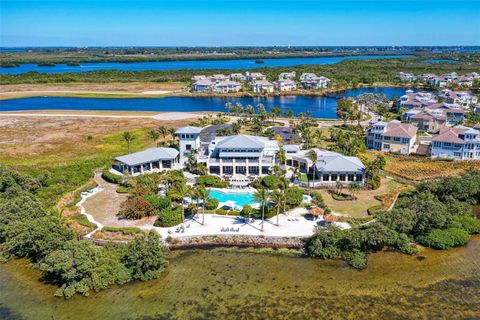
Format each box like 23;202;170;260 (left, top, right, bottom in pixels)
1;45;479;49
1;1;479;47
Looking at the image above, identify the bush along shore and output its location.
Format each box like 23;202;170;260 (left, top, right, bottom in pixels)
304;170;480;269
0;166;169;299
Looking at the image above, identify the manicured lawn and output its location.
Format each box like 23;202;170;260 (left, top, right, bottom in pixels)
316;178;404;218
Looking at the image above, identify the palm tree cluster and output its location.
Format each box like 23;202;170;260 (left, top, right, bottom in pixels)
146;125;177;147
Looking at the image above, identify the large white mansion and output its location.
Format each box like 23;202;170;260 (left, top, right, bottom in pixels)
113;126;365;185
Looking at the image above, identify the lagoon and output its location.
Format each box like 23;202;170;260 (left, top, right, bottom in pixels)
0;87;408;118
0;55;412;74
0;237;479;320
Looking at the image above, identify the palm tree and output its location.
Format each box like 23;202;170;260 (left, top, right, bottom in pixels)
158;125;168;140
253;188;269;231
148;130;160;146
246;104;255;121
349;183;360;200
122;131;135;153
270;189;283;226
195;185;209;225
335;180;343;196
308;150;317;189
170;183;192;223
279;176;289;214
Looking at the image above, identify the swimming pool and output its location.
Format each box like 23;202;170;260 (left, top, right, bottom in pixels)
209;189;257;208
208;189;312;208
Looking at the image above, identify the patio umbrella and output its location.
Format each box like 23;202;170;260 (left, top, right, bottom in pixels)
324;214;337;223
309;206;324;219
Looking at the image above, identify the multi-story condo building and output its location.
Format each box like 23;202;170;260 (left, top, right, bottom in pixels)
367;120;418;154
398;90;437;110
245;72;266;82
278;72;296;80
284;147;365;186
439;89;478;108
300;73;330;89
192;79;241;93
396;72;417;81
404;103;465;130
198;134;279;177
431;126;480;160
274;79;297;92
251;80;274;93
229;73;247;82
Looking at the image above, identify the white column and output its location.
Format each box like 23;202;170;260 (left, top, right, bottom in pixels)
246;159;249;175
159;161;163;171
140;164;144;174
233;159;236;175
219;159;223;176
149;162;153;171
130;167;134;175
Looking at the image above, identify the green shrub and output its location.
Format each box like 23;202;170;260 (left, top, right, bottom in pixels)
213;181;229;188
453;215;480;234
342;250;367;270
229;210;241;216
241;205;253;217
146;195;171;211
285;187;304;207
205;198;219;210
331;193;353;201
419;227;470;249
374;194;385;201
102;226;142;235
261;175;280;189
116;186;130;193
311;191;325;206
118;196;156;220
102;170;122;184
367;205;383;216
71;213;97;229
366;175;381;190
154;207;182;227
196;175;220;187
215;208;228;215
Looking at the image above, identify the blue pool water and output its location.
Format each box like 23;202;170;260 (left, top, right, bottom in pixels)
0;55;412;74
0;87;409;118
209;189;257;207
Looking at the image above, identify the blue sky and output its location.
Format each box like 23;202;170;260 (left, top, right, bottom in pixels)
1;0;479;46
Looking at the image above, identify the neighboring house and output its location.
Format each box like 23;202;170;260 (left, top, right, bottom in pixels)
191;75;207;82
229;73;247;82
114;148;180;176
209;74;228;82
407;109;447;132
198;134;279;177
175;126;202;163
278;72;296;80
214;80;241;93
300;73;330;89
398;90;437;110
274;79;297;92
245;72;266;82
367;120;418;154
192;79;214;92
396;72;417;81
251;80;274;93
439;89;478;108
192;79;241;93
284;147;365;186
431;126;480;160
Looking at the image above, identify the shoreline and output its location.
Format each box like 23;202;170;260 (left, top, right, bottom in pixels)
0;83;417;101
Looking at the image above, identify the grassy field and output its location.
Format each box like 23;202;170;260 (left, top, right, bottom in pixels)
316;178;404;218
0;115;193;208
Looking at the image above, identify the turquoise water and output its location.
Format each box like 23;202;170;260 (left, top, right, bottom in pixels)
209;189;257;207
